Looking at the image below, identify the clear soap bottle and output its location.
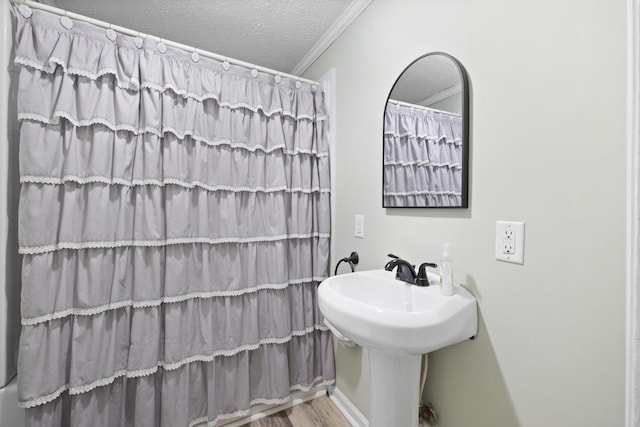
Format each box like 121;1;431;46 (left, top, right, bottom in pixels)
440;243;454;296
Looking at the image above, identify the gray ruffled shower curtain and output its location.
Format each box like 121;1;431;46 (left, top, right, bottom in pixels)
13;5;333;427
383;101;462;207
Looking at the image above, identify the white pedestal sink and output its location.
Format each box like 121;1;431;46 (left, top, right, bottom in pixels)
318;269;477;427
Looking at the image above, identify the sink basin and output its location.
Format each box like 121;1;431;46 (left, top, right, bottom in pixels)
318;269;477;355
318;269;478;427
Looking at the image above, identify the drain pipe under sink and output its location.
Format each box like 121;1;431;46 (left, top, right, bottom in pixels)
419;354;438;426
420;354;428;398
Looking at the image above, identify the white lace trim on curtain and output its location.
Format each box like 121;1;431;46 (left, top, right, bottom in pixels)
19;325;330;409
19;233;331;255
21;175;331;194
385;190;462;197
383;131;462;145
21;276;330;326
15;57;327;122
384;160;462;168
18;112;329;158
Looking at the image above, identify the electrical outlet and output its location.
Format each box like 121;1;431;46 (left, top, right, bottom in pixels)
495;221;524;264
354;215;364;238
503;229;515;254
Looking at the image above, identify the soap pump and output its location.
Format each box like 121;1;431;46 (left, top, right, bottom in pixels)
440;243;454;296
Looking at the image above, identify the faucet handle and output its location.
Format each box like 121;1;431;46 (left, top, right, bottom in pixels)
416;262;438;287
385;254;416;272
384;253;400;270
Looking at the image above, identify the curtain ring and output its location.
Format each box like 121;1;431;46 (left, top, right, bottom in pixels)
274;72;282;84
157;38;167;54
191;48;200;63
134;31;144;49
60;11;73;29
105;23;117;41
251;66;259;79
18;3;33;18
222;57;231;71
295;79;302;89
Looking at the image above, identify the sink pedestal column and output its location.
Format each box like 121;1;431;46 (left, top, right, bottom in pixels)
368;350;422;427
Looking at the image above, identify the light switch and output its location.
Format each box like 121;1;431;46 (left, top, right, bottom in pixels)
354;215;364;238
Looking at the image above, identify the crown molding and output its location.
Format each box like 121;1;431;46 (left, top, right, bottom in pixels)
419;84;462;107
291;0;373;75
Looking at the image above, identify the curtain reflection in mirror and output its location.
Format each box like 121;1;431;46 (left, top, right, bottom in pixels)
383;100;462;207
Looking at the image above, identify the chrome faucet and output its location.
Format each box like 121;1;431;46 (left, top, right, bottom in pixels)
384;254;437;286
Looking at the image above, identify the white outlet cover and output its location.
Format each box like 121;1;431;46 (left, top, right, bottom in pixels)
495;221;525;264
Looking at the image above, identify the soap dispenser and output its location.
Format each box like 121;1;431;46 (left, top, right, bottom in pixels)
440;243;454;296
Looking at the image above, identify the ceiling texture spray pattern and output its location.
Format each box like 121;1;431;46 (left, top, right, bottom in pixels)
52;0;369;73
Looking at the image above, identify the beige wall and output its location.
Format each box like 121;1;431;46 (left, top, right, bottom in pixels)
304;0;627;425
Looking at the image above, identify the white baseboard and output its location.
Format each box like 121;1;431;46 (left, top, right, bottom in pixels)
328;386;369;427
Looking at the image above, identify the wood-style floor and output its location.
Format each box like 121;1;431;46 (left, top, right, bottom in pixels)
245;395;352;427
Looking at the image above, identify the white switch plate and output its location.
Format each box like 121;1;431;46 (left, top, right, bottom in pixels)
495;221;525;264
354;214;364;238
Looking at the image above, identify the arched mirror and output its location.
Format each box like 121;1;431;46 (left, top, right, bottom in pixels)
383;52;470;208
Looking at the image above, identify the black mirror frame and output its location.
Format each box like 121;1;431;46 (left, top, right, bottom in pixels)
382;52;470;209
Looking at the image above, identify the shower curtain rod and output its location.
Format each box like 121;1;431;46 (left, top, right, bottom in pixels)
11;0;320;86
388;98;461;117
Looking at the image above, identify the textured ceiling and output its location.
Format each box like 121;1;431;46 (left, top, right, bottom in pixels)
390;54;462;106
51;0;359;73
